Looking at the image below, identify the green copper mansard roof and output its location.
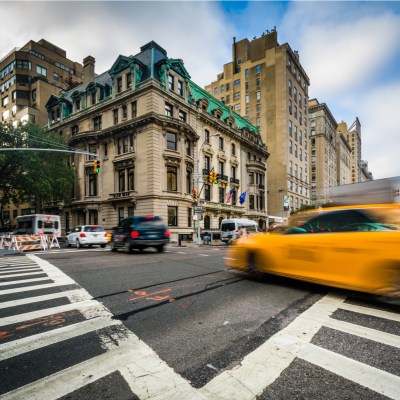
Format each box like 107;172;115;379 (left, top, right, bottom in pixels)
188;81;263;140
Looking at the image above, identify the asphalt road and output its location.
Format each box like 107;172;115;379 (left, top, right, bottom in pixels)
0;245;399;399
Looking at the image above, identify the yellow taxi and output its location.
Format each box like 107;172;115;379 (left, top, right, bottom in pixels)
225;203;400;301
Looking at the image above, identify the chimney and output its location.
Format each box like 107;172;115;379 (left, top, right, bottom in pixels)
82;56;95;88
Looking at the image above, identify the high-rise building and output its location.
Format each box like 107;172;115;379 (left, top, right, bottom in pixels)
0;39;84;228
0;39;83;128
308;99;338;206
340;118;362;183
46;41;269;239
205;31;310;218
335;125;352;186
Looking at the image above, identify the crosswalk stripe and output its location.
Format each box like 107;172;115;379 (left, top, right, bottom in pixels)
0;289;91;310
0;316;120;362
0;267;41;274
0;271;45;279
0;264;38;270
0;335;205;400
324;316;400;348
0;276;51;287
0;299;101;326
339;302;400;322
272;334;400;400
200;293;347;400
0;282;79;296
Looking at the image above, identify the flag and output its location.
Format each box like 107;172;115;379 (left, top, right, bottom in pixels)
225;188;234;203
239;191;247;205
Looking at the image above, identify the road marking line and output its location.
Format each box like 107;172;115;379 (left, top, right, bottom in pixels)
0;266;41;276
200;293;347;400
272;334;400;400
0;289;92;310
0;335;206;400
0;260;33;266
177;252;187;254
0;276;52;287
0;282;78;296
0;271;45;279
223;257;235;260
0;316;120;361
339;302;400;322
324;317;400;348
199;254;209;257
0;299;101;327
0;264;38;270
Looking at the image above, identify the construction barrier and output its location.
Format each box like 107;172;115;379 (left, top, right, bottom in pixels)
0;234;13;250
9;235;43;251
42;234;60;250
0;234;60;252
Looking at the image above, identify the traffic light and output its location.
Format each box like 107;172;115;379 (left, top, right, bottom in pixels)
93;160;100;174
213;171;219;184
208;171;214;184
193;188;198;200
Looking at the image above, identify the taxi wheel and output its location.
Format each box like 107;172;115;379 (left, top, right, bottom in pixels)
65;239;71;248
247;252;261;277
100;244;106;248
376;264;400;305
76;240;82;249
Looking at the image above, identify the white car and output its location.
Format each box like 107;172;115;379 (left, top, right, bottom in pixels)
66;225;109;248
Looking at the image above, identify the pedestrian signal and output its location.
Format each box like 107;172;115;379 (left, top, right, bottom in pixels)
94;160;101;174
193;188;198;200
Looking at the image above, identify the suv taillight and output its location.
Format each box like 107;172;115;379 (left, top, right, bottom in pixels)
80;233;86;237
130;231;139;238
164;231;171;237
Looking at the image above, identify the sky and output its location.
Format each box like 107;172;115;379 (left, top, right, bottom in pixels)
1;1;400;180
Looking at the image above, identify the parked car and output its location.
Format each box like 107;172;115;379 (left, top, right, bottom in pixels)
111;216;170;253
225;203;400;302
66;225;109;248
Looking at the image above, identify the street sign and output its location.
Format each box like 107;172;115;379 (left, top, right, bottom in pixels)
194;206;202;213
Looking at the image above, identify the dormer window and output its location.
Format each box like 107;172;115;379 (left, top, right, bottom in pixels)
178;80;183;96
126;73;132;89
168;74;174;91
117;77;122;93
91;92;96;105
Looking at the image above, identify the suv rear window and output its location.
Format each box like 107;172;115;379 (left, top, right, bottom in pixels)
137;219;165;229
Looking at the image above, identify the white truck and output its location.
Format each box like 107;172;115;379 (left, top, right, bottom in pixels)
220;218;260;244
15;214;61;238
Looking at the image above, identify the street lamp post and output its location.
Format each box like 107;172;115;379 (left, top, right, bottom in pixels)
195;133;219;245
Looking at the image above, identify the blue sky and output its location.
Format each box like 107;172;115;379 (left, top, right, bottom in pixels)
1;1;400;179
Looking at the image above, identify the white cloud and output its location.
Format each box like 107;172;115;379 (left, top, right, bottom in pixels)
0;2;233;86
357;82;400;179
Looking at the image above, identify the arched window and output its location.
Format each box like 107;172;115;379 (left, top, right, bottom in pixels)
204;215;211;230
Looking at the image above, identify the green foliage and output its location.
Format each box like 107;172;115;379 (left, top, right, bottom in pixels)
0;122;75;208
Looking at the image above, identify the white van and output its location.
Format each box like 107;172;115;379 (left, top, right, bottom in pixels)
15;214;61;238
220;218;260;243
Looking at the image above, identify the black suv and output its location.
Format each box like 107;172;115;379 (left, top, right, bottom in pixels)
111;216;170;253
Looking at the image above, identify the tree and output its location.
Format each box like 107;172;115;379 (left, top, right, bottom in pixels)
0;122;75;225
